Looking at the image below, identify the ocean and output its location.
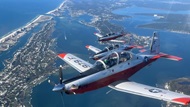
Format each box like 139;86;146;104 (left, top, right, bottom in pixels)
0;1;190;107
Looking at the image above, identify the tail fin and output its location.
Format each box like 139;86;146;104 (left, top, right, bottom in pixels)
139;32;182;61
129;35;135;45
150;32;182;61
150;32;160;54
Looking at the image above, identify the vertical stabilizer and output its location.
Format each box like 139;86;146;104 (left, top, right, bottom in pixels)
129;35;135;45
150;32;160;54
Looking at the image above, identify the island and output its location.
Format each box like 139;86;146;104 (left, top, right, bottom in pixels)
134;1;190;34
163;78;190;107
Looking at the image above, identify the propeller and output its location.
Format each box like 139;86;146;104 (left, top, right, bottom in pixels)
59;65;63;84
48;65;66;107
52;65;65;92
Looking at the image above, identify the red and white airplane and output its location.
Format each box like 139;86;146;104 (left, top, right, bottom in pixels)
53;32;190;105
86;35;143;60
94;31;126;42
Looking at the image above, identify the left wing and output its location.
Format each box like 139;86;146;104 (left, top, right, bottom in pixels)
86;45;102;54
109;81;190;105
58;53;93;73
94;32;103;37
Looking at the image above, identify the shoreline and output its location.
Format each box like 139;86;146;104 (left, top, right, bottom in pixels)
0;15;40;43
0;0;67;46
0;15;53;52
46;0;69;15
0;0;67;106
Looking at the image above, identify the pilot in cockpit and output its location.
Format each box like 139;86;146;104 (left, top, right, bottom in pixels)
119;52;131;63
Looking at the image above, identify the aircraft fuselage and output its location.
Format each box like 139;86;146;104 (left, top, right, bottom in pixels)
98;34;123;41
63;55;156;94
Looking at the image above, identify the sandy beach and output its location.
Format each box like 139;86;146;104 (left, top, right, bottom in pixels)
0;15;53;52
46;0;69;15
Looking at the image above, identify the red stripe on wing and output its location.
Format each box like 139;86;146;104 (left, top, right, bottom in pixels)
85;45;90;49
58;53;67;58
172;97;190;105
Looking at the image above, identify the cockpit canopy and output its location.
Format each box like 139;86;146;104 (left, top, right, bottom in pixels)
105;32;116;37
96;45;120;55
94;51;133;71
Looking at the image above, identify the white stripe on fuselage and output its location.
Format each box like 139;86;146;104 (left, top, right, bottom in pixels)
64;54;144;91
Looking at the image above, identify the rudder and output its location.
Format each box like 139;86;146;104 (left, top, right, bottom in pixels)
150;32;160;54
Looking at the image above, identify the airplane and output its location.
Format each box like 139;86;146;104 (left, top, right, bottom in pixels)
52;32;190;105
94;31;126;42
86;34;143;60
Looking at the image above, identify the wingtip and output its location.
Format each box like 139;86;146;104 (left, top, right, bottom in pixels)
86;45;90;49
176;57;183;61
172;97;190;105
58;53;67;58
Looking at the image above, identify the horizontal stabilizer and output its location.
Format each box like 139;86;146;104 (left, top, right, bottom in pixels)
86;45;102;54
109;81;190;105
149;52;182;61
158;52;182;61
109;39;126;43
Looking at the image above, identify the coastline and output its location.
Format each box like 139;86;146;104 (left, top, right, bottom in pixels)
46;0;68;16
138;25;190;35
0;0;67;41
0;0;68;53
0;15;53;52
0;0;68;106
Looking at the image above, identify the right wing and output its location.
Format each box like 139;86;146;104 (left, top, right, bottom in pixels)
109;81;190;105
58;53;93;73
86;45;102;54
109;39;126;43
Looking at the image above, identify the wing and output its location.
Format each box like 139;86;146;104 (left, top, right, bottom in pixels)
86;45;102;54
109;39;126;43
58;53;93;73
94;32;103;37
109;81;190;105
